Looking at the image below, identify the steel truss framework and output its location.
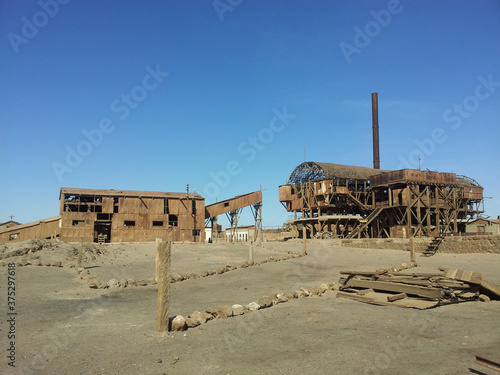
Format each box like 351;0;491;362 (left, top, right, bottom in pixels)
280;162;484;239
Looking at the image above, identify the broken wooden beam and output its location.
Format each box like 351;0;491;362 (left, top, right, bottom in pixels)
475;354;500;372
439;267;483;284
345;278;444;300
387;293;407;302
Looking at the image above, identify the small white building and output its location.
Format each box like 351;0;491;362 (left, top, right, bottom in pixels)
466;218;500;235
224;225;256;242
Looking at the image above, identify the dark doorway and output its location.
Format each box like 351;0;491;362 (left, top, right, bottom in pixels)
94;221;111;243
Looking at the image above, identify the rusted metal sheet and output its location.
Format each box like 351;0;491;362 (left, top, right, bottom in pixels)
205;190;262;219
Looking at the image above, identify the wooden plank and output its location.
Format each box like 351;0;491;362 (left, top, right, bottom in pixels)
480;280;500;299
392;272;445;277
340;270;380;276
337;291;438;309
387;293;407;302
356;288;374;296
345;278;444;300
475;355;500;372
439;267;483;284
376;275;433;287
336;291;386;306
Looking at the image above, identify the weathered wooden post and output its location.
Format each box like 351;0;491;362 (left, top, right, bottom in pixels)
410;237;416;264
302;225;307;255
156;238;171;332
77;237;83;267
249;242;254;265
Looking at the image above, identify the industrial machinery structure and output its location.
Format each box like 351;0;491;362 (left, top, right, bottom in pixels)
1;188;263;244
279;94;484;239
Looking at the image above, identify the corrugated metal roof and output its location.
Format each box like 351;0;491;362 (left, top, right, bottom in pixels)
59;188;204;200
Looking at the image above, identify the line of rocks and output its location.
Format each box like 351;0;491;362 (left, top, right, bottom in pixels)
170;282;340;331
78;251;306;290
0;258;68;268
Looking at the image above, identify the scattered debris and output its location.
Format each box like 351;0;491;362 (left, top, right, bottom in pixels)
337;266;500;309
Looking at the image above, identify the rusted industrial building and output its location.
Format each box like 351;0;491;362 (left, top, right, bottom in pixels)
279;93;484;239
279;162;484;239
1;188;263;244
1;188;206;243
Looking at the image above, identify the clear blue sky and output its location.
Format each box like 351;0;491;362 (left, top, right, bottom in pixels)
1;0;499;228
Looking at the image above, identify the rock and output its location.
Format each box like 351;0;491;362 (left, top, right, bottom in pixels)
119;279;128;288
186;311;209;327
206;306;230;319
283;293;294;301
331;283;340;291
32;260;42;266
479;294;491;302
88;279;102;289
276;293;289;303
215;305;233;319
52;261;62;267
127;279;137;287
300;288;311;297
308;287;324;296
171;315;187;331
20;258;30;266
257;296;273;308
245;302;260;311
205;306;218;318
215;267;225;274
232;304;244;316
107;279;120;288
269;293;279;305
319;284;330;292
172;274;184;282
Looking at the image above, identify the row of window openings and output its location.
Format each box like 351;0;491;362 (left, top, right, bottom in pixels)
66;199;198;214
72;216;178;227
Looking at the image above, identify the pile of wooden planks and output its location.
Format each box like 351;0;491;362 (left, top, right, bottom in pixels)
337;266;500;309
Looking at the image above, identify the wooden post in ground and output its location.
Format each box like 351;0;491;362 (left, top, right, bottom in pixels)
78;237;83;267
156;239;171;332
410;237;416;264
302;225;307;255
249;242;254;265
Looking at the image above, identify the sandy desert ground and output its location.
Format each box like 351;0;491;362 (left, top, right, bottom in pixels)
1;239;499;375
